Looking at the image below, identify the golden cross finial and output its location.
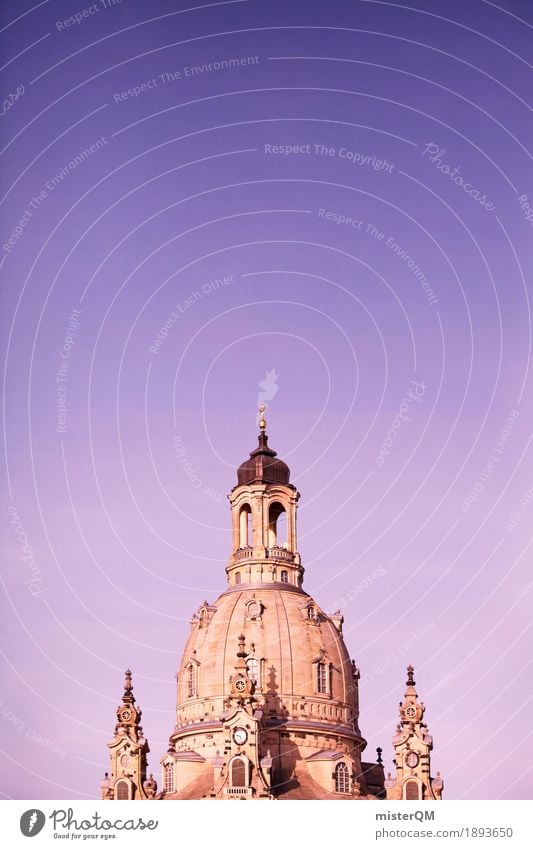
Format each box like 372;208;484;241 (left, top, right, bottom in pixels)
258;404;267;431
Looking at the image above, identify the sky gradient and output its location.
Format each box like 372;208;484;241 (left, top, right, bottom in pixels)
1;0;532;800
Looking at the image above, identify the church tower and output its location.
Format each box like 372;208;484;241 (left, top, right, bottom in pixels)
100;670;157;801
226;405;302;589
384;666;444;800
100;412;443;800
160;408;373;799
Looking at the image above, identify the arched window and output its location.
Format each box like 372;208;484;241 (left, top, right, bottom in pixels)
186;663;195;698
404;779;421;800
335;762;349;793
317;662;327;693
115;779;130;800
268;502;287;547
231;757;247;787
246;656;260;687
280;570;288;583
163;763;175;794
235;572;241;585
239;505;252;547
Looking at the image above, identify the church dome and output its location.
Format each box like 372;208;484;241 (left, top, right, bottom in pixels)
171;583;364;798
177;585;358;736
236;431;291;487
102;416;442;802
162;417;370;799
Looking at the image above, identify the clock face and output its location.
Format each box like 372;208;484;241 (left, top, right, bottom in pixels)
405;705;416;719
121;708;132;722
405;751;419;768
233;727;248;745
235;678;246;692
120;754;130;768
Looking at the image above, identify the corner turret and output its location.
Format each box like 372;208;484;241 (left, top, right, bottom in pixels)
385;666;443;800
100;670;157;800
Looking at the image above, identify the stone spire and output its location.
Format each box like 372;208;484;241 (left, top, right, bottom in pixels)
123;668;133;697
385;666;443;800
230;633;255;700
101;670;156;800
115;668;141;735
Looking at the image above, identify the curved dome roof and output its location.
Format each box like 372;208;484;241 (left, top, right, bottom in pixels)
237;432;290;486
177;585;357;733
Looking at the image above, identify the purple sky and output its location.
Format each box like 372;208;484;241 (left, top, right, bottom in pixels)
1;0;532;800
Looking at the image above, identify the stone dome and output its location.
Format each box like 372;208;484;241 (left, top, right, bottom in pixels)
170;582;367;798
236;432;291;487
161;422;374;799
101;420;442;802
178;585;357;726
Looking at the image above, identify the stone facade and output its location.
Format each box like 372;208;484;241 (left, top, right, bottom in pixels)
101;417;443;800
100;670;157;801
384;666;444;800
